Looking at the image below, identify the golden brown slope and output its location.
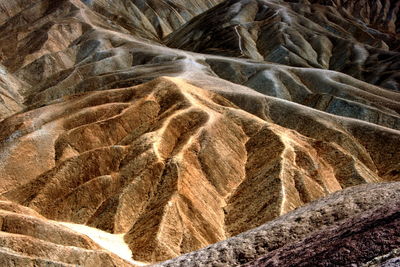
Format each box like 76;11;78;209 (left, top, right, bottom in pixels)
0;0;399;265
0;77;399;263
0;200;133;266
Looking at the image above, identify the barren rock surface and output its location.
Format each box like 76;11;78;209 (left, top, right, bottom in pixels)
0;200;133;266
0;0;399;266
156;182;400;266
166;0;400;91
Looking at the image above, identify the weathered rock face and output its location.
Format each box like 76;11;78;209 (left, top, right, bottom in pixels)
0;0;399;266
244;204;400;266
0;63;24;120
166;0;400;91
307;0;400;35
85;0;224;39
0;200;133;266
4;76;398;263
156;182;400;266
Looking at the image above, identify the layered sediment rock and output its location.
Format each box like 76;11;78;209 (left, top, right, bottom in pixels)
0;200;133;266
1;77;399;263
0;0;399;265
166;0;400;91
308;0;400;35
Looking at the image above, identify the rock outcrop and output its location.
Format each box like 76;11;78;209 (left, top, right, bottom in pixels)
156;182;400;266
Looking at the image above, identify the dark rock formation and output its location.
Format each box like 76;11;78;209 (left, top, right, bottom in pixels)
156;182;400;266
166;0;400;91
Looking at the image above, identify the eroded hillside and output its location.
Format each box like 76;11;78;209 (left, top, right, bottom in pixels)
0;0;399;266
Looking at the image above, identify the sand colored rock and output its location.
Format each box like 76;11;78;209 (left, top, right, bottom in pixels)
0;200;134;266
0;0;399;265
1;77;399;263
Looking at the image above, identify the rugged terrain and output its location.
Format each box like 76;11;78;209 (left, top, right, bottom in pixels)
0;0;399;266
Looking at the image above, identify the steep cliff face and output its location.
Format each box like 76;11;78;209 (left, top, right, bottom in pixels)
0;0;399;266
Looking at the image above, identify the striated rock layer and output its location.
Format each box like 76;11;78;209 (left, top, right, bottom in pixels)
166;0;400;91
307;0;400;35
0;199;133;266
1;76;399;264
0;0;399;265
